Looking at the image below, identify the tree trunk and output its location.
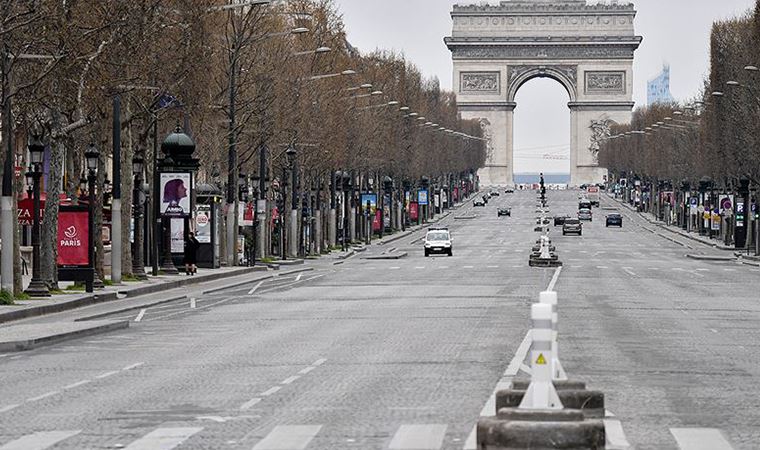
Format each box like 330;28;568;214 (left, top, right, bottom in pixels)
121;112;134;277
40;138;64;289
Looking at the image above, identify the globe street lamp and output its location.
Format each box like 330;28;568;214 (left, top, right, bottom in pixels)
132;152;147;280
85;144;102;289
24;137;50;297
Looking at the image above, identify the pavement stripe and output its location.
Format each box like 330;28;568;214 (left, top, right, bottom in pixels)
27;391;60;402
122;362;145;371
281;376;300;385
389;424;447;449
63;380;91;390
0;430;81;450
670;428;735;450
312;358;327;366
95;370;119;379
123;427;203;450
135;309;146;322
604;419;631;449
240;398;262;411
260;386;281;396
298;366;315;375
248;281;265;295
0;404;20;413
252;425;322;450
547;266;562;291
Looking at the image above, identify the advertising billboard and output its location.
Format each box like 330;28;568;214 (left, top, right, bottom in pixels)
160;172;191;217
57;210;89;267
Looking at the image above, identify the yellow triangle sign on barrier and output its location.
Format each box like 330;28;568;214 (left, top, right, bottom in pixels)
536;353;547;365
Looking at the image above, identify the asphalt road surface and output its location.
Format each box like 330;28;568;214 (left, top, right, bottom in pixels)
0;189;758;450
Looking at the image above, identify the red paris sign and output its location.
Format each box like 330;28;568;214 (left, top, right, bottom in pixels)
57;210;89;266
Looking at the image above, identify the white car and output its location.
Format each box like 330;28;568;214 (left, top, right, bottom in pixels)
424;227;452;257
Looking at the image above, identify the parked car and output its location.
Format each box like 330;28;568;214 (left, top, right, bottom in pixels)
553;215;570;226
424;227;452;257
490;191;500;197
482;194;489;204
606;213;623;227
562;218;583;236
497;208;511;217
473;199;486;207
578;208;593;221
505;188;515;194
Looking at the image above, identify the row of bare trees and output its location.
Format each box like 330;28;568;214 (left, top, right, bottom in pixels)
0;0;486;296
599;0;760;187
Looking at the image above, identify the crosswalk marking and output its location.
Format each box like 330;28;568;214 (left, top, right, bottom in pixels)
389;424;447;449
671;428;734;450
0;430;81;450
123;427;203;450
252;425;322;450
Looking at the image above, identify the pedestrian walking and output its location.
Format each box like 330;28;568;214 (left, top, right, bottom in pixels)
184;232;200;275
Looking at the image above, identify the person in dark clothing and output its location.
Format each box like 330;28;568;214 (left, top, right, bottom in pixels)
184;232;200;275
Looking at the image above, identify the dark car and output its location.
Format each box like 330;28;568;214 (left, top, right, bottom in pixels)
578;208;593;221
562;218;583;236
490;191;500;197
553;215;570;226
473;199;486;207
497;208;511;217
505;188;515;194
606;213;623;227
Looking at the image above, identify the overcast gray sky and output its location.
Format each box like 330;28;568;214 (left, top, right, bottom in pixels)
333;0;757;173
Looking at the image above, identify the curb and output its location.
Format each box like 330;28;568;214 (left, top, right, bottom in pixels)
0;320;130;352
685;254;737;261
0;266;267;325
361;252;408;260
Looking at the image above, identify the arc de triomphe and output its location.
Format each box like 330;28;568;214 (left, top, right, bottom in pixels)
446;0;642;186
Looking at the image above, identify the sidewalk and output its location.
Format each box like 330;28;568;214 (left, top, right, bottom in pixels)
608;194;737;252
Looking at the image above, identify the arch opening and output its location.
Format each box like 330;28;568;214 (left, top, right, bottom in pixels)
513;77;571;185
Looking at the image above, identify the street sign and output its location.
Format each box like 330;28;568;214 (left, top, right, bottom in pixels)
690;197;698;206
697;205;705;213
418;189;429;206
720;196;732;212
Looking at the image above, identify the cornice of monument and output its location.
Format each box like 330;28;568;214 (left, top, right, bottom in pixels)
452;1;636;15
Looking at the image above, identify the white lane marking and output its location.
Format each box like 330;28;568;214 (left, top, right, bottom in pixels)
0;430;81;450
605;419;632;449
463;265;474;269
0;354;8;358
295;273;303;282
135;309;147;322
622;267;637;277
260;386;281;396
281;376;300;385
63;380;91;390
696;268;710;272
252;425;322;450
724;268;736;272
0;404;20;413
547;266;563;291
389;424;447;449
465;331;532;449
123;427;203;450
190;297;196;309
26;391;60;402
312;358;327;366
298;366;316;375
240;397;262;411
487;265;499;268
95;370;119;379
439;266;449;269
414;267;425;270
122;362;145;371
670;428;735;450
597;265;609;269
248;281;265;295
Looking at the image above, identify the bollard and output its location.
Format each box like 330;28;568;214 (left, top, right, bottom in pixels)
540;291;567;381
519;303;563;410
539;236;552;260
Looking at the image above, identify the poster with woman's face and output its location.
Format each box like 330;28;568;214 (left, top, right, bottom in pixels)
161;173;191;217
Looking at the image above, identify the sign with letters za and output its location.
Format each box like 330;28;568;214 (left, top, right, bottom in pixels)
418;189;429;206
57;209;89;266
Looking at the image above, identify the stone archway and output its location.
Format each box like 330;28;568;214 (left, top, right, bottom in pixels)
446;0;642;186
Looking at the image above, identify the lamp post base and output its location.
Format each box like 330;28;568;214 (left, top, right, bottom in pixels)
24;278;50;297
132;265;148;280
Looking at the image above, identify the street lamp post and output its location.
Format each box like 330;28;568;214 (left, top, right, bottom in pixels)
132;153;148;280
24;137;50;297
286;144;298;258
85;145;101;290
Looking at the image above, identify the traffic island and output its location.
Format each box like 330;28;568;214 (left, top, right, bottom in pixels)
477;415;605;450
0;320;129;352
496;388;605;419
361;252;408;260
